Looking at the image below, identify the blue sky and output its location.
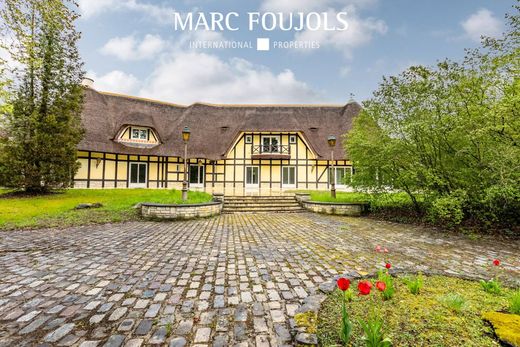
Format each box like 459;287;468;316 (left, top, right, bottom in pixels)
76;0;516;104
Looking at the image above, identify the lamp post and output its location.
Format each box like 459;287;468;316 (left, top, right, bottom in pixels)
182;126;191;201
328;135;337;199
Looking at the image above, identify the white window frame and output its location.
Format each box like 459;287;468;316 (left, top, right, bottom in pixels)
245;166;260;187
289;135;297;144
129;162;147;188
189;164;205;188
282;166;296;188
130;127;149;140
330;167;350;188
261;135;281;153
245;135;253;144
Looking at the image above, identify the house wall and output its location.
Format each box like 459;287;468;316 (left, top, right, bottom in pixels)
74;132;353;192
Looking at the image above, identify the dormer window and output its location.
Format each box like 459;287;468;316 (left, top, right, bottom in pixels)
116;125;160;149
131;127;149;140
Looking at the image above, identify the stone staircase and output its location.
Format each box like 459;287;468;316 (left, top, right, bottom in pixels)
222;195;305;213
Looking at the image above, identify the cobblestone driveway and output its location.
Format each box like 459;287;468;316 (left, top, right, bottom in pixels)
1;213;519;347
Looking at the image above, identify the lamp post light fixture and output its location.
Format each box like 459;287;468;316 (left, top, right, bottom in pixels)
328;135;337;199
182;126;191;201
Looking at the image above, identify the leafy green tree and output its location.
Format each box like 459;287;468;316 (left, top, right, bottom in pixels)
345;3;519;228
0;0;84;193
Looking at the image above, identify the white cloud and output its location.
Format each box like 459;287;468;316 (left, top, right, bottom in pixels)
88;70;140;95
295;6;387;56
260;0;377;12
78;0;174;24
101;34;165;61
138;52;321;104
461;9;503;42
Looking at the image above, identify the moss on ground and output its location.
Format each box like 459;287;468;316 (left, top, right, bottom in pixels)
482;311;520;346
295;311;318;334
318;276;516;346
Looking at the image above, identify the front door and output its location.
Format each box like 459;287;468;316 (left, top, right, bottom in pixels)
129;162;147;188
189;164;205;187
245;166;259;187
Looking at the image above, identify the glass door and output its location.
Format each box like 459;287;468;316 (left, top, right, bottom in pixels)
282;166;296;187
129;162;147;188
245;166;259;187
261;136;280;153
189;165;205;187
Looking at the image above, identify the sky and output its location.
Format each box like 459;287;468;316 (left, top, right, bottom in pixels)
75;0;516;105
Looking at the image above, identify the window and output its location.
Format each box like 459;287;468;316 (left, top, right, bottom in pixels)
131;127;148;140
245;135;252;144
261;136;280;153
282;166;296;187
189;165;205;186
129;163;147;187
329;167;351;187
289;135;296;144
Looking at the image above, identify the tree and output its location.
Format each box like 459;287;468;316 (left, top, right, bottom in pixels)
345;3;519;228
0;0;84;193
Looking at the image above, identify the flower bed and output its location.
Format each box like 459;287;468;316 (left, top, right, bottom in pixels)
295;247;520;346
295;193;369;216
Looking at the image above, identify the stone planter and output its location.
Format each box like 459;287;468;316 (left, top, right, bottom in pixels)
141;201;222;220
300;200;369;217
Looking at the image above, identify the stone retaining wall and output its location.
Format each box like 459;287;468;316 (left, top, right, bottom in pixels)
141;201;222;220
300;200;368;217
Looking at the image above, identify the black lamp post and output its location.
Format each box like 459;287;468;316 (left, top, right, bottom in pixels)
182;126;191;201
328;135;337;199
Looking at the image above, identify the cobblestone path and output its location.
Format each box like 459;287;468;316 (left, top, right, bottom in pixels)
0;213;518;346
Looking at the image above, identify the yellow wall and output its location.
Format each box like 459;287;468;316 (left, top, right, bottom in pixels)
74;132;352;191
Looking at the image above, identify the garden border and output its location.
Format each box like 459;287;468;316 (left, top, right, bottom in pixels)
140;201;223;220
295;193;369;217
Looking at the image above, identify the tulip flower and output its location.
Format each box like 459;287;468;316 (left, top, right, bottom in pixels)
493;259;500;266
376;281;386;292
375;245;382;252
357;281;372;295
337;277;351;291
385;263;391;269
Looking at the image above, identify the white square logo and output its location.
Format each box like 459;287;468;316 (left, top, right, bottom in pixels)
257;38;270;51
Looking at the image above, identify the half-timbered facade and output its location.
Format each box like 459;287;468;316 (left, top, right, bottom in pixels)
74;85;361;194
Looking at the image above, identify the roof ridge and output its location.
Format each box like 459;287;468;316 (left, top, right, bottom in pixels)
94;90;347;108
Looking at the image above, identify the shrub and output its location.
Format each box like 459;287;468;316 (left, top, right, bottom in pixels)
509;290;520;315
427;193;465;228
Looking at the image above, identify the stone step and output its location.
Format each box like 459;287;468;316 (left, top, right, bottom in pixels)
223;206;305;212
224;201;301;206
224;196;296;201
223;208;305;214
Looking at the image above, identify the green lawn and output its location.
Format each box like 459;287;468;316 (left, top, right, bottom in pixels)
0;189;213;230
317;276;517;346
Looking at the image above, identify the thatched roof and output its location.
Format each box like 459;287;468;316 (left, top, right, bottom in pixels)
79;88;361;160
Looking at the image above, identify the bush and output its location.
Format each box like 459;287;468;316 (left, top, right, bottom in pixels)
427;193;465;228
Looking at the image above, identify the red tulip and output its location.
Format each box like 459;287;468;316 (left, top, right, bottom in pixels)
375;245;382;252
337;277;351;291
385;263;391;269
493;259;500;266
376;281;386;292
357;281;372;295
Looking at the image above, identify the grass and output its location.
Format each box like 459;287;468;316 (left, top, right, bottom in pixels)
0;189;213;230
510;290;520;314
317;276;516;347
